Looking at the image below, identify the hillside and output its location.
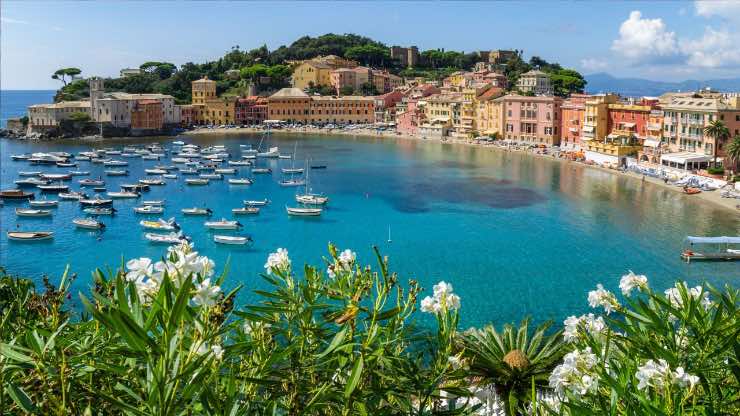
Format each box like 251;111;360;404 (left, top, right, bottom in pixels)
585;72;740;97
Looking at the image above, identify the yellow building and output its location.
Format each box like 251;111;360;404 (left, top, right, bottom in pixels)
291;55;359;90
266;88;375;124
474;88;505;136
190;77;236;125
192;76;217;105
583;94;618;142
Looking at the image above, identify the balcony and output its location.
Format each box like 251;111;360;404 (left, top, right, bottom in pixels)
585;141;641;157
647;123;662;131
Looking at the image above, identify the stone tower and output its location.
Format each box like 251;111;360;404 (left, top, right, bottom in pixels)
89;77;105;121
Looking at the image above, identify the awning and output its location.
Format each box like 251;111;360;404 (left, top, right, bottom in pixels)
569;127;578;133
582;126;594;133
686;236;740;245
643;139;661;148
620;122;636;128
430;117;450;123
607;133;620;139
661;152;712;165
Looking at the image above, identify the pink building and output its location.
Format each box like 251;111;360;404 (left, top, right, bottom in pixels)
374;90;405;123
560;94;590;150
499;94;564;146
396;83;441;135
472;70;508;89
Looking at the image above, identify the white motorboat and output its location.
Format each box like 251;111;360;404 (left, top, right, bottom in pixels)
139;179;165;186
108;191;140;199
145;232;189;244
257;146;280;158
295;194;329;205
18;171;42;177
172;140;185;146
145;169;168;175
244;199;269;206
286;206;322;216
40;173;72;181
59;191;87;200
252;168;271;174
103;160;128;166
121;153;139;158
73;218;105;230
279;154;292;160
172;158;190;164
186;178;209;185
104;150;122;155
228;178;253;185
105;170;129;176
199;173;222;180
182;207;213;216
279;179;305;187
180;168;199;175
228;160;252;166
11;154;32;161
204;218;242;230
134;205;164;214
56;162;77;168
140;218;179;231
163;174;178;179
141;154;160;160
16;208;52;217
215;168;236;174
15;178;49;187
142;200;165;206
121;184;149;192
69;170;91;176
79;196;113;206
214;235;252;245
37;183;70;193
29;199;58;208
7;231;53;241
79;179;105;187
232;207;260;215
83;207;116;216
281;168;304;174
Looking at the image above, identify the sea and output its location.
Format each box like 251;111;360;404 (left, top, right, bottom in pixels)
1;90;739;328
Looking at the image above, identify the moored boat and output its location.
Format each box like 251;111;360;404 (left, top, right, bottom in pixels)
79;196;113;206
79;178;105;187
279;179;306;187
69;170;90;176
144;232;190;244
204;218;242;230
142;200;165;206
83;207;116;216
232;207;260;215
186;178;209;185
29;199;58;208
108;191;140;199
18;171;42;177
215;168;236;174
140;217;179;231
214;235;252;245
252;168;271;174
7;231;53;241
182;207;213;216
163;174;178;179
228;178;253;185
58;191;87;200
295;194;329;205
1;189;35;200
105;170;129;176
281;168;304;174
103;160;128;166
244;199;269;206
37;183;70;193
120;184;149;192
15;178;49;187
73;218;106;230
199;173;223;180
139;178;165;186
40;173;72;181
228;160;252;166
286;206;322;216
145;168;168;175
16;208;52;217
133;205;163;214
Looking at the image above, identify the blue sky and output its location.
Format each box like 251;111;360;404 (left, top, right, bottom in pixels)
2;1;740;89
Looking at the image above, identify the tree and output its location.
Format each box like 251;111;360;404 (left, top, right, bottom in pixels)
68;112;90;122
339;85;354;96
549;68;587;97
51;67;81;86
140;62;177;80
344;45;390;67
726;135;740;173
703;119;730;167
359;82;378;96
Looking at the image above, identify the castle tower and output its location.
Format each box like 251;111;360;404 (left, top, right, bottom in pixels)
191;76;217;105
89;77;105;121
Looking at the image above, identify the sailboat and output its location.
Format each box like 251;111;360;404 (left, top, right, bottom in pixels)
295;159;329;205
388;226;392;243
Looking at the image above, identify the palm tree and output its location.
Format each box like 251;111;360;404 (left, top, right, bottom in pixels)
703;119;730;168
460;319;565;416
727;135;740;174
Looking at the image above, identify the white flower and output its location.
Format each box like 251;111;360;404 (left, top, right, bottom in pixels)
420;296;439;313
420;281;461;314
619;271;648;296
588;284;620;314
665;282;712;311
673;367;699;389
446;293;461;310
326;266;336;279
433;281;453;298
135;278;160;305
211;344;224;360
264;248;291;274
338;249;356;268
549;347;599;398
563;313;606;342
125;257;153;282
636;359;672;391
168;240;195;256
192;278;221;307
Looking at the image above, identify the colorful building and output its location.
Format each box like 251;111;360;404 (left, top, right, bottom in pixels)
235;96;268;125
582;94;618;142
420;93;464;138
475;87;505;136
266;88;374;124
130;100;164;131
638;109;665;164
516;70;553;95
291;55;358;90
498;94;563;146
267;88;312;124
559;94;590;150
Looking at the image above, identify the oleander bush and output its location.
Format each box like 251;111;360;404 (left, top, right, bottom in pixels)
0;246;738;416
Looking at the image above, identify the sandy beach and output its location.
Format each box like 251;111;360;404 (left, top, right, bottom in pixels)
183;126;740;214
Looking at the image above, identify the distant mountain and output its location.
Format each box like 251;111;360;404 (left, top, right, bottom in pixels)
584;72;740;97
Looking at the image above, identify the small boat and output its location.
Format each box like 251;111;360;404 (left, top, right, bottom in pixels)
103;160;128;166
142;200;165;206
244;199;269;206
279;154;292;160
134;205;164;214
16;208;52;217
199;173;223;180
683;187;701;195
105;170;129;176
15;178;49;187
108;191;140;199
180;168;199;175
40;173;72;181
141;155;160;160
69;170;90;176
120;153;139;158
79;179;105;187
121;184;149;192
232;207;260;215
286;206;322;216
37;183;70;193
163;174;178;179
279;179;306;187
215;168;236;174
257;146;280;158
145;169;168;175
58;191;87;200
204;219;242;230
75;156;91;162
182;207;213;216
228;160;252;166
145;232;189;244
79;196;113;206
172;140;185;146
7;231;53;241
139;179;165;186
281;168;304;174
56;162;77;168
681;236;740;262
296;194;329;205
172;158;190;164
1;190;35;200
73;218;105;230
83;207;116;216
186;178;209;185
140;218;179;231
29;199;58;208
311;165;327;169
93;187;107;193
18;171;42;177
104;150;122;155
228;178;253;185
91;158;109;164
11;154;32;161
214;235;252;245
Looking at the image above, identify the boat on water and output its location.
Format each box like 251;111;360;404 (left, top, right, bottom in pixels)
279;154;292;159
56;162;77;168
681;236;740;262
18;171;42;177
108;191;140;199
141;154;160;160
29;199;58;208
279;179;306;187
79;196;113;207
204;218;242;230
172;158;190;164
93;187;107;193
58;191;87;200
134;205;163;214
40;173;72;181
186;178;209;185
232;207;260;215
180;168;199;175
182;207;213;216
83;207;116;216
199;173;223;180
311;165;327;169
15;178;49;187
103;160;128;166
257;146;280;158
16;208;52;217
215;168;236;174
79;178;105;187
295;194;329;205
163;174;178;179
145;232;190;244
11;154;32;161
145;169;168;175
214;235;252;245
69;170;91;176
121;184;149;192
1;190;35;200
140;218;179;231
228;178;253;185
286;206;322;216
252;168;272;174
228;160;252;166
281;168;304;174
37;183;70;193
244;199;269;206
7;231;53;241
142;200;165;206
139;178;165;186
172;140;185;146
105;170;129;176
73;218;105;230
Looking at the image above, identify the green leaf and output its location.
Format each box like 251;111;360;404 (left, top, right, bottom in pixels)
7;382;36;412
0;344;33;363
317;326;347;359
374;307;400;321
344;355;364;399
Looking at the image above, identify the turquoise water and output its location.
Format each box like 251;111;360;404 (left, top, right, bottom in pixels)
1;133;738;327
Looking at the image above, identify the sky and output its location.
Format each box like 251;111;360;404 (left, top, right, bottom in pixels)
2;0;740;90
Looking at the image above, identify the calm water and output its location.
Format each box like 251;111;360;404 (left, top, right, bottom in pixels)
2;133;738;327
1;90;56;127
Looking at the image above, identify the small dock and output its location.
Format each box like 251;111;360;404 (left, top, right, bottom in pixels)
682;236;740;263
681;252;740;262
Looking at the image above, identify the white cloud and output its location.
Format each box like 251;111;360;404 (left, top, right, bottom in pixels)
681;27;740;68
695;1;740;20
611;11;678;61
580;58;608;71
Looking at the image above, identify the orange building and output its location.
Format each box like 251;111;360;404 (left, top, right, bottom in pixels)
130;100;163;130
560;94;590;150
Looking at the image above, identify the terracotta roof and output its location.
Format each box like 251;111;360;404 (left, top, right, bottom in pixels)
137;99;161;105
477;87;504;101
270;88;309;98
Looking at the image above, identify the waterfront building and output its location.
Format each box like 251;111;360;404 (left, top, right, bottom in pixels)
419;93;464;138
235;96;268;125
582;94;618;142
179;104;194;127
389;46;419;68
516;70;553;95
395;84;440;135
27;101;91;131
372;70;403;94
374;90;405;123
267;88;374;124
130;100;164;131
291;55;358;90
498;94;563;146
559;94;590;150
475;87;505;136
192;76;217;105
267;88;311;124
639;109;665;164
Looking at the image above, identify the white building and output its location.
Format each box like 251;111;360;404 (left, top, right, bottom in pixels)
27;101;91;130
89;78;180;127
516;70;553;95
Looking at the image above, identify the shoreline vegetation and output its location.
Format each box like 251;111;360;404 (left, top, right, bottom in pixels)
1;242;738;415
